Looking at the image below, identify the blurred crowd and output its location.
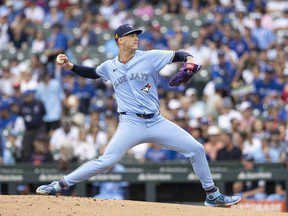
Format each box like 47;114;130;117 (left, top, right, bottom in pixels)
0;0;287;168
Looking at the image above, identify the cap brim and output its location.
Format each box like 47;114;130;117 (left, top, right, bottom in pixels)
122;29;143;37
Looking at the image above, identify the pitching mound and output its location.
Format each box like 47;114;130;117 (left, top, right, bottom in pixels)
0;195;286;216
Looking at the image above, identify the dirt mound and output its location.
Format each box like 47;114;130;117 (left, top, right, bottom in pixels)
0;195;285;216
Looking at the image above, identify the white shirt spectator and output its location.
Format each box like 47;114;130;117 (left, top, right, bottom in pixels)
0;20;9;51
93;130;108;149
266;1;288;12
24;5;45;23
242;138;262;155
31;39;46;54
129;143;149;161
99;1;115;20
218;110;242;131
273;15;288;30
185;45;211;65
20;80;38;93
109;11;128;30
74;135;97;161
50;126;79;160
0;75;14;96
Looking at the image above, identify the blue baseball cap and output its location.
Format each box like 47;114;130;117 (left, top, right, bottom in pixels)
23;89;35;96
242;154;254;162
0;102;10;111
114;24;142;41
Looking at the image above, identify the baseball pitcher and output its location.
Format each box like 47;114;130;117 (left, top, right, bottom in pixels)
37;24;241;207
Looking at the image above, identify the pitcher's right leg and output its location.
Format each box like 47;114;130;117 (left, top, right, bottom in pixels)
36;118;145;195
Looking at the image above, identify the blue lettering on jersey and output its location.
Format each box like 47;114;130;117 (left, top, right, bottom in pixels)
114;72;150;89
95;50;175;113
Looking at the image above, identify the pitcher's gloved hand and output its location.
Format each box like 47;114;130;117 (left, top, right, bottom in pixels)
169;63;202;86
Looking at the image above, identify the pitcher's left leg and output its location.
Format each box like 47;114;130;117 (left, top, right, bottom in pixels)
149;116;241;206
149;117;214;190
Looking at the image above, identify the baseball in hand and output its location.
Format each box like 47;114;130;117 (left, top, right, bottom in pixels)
56;55;65;64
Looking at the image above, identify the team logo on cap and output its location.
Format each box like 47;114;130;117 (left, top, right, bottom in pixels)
114;33;119;39
141;83;151;93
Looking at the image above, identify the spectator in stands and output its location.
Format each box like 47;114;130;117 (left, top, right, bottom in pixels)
99;0;115;21
150;23;169;49
134;0;154;20
19;90;46;162
243;26;258;51
217;97;242;132
251;15;276;50
254;66;284;100
31;31;46;54
31;133;53;166
30;54;45;80
8;21;28;49
46;23;69;62
88;124;107;156
0;130;17;164
166;19;188;49
233;154;267;200
204;125;223;161
24;0;45;24
162;0;183;15
211;50;237;94
74;128;97;162
36;72;64;134
268;129;285;163
266;183;286;201
185;37;211;66
92;163;128;200
185;88;207;120
44;5;64;26
19;64;38;93
17;184;30;195
62;8;79;32
49;118;78;162
0;11;9;51
0;67;14;97
242;131;262;156
145;143;170;163
72;76;95;115
216;130;242;161
76;24;98;48
0;101;15;131
251;119;266;140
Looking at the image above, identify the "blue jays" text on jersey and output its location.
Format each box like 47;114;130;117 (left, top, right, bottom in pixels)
95;50;174;114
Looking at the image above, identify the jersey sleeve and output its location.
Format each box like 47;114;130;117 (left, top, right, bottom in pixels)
95;61;110;82
148;50;175;72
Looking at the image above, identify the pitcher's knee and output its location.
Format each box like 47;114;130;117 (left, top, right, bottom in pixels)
189;143;205;161
195;143;205;154
92;155;118;171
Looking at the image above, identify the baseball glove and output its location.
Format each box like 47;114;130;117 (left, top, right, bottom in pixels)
169;63;202;86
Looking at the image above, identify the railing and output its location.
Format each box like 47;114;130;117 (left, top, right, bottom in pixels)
0;161;287;210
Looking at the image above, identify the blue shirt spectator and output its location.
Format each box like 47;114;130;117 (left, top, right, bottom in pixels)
145;143;170;162
0;102;15;130
47;23;69;53
252;17;276;50
93;164;128;200
266;184;286;201
211;51;236;92
36;73;64;123
72;78;95;115
253;67;284;100
229;32;249;58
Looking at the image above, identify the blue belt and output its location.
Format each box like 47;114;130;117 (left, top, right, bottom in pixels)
120;112;156;119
